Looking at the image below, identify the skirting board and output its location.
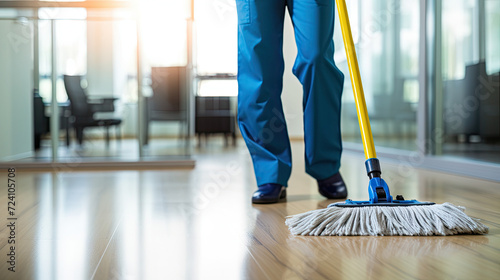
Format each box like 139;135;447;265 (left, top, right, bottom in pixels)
0;151;35;162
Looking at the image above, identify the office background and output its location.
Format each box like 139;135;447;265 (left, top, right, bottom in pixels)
0;0;499;181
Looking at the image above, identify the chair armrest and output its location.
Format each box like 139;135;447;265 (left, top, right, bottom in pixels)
88;97;118;112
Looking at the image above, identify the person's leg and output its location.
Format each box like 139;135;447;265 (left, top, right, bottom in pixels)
287;0;345;181
236;0;292;187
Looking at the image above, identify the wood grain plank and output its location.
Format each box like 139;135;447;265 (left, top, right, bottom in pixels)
0;143;499;280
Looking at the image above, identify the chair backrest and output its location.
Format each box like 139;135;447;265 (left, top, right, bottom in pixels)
64;75;92;119
149;67;187;120
196;96;232;116
443;62;488;135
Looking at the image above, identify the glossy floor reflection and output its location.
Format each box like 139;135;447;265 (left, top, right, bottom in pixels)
0;141;499;279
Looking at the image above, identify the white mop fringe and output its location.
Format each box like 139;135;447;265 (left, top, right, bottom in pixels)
285;202;489;236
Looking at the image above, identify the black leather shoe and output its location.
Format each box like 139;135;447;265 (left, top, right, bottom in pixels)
252;183;286;204
317;172;348;199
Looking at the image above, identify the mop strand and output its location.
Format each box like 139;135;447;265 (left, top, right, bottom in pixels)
285;202;489;236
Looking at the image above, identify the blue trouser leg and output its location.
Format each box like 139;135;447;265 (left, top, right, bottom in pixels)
236;0;344;186
288;0;345;180
236;0;291;187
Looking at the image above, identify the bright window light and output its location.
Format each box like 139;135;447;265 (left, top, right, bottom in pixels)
137;0;189;67
198;80;237;97
195;0;237;74
39;8;87;20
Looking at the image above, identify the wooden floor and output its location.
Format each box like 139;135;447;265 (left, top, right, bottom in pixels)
1;142;499;280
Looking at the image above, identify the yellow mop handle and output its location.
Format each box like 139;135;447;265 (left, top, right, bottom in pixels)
335;0;376;159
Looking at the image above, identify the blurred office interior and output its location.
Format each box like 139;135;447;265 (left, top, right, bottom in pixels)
0;0;499;180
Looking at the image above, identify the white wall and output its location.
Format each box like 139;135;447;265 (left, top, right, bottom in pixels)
0;20;34;161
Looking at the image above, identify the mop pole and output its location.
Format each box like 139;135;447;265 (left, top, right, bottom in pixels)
335;0;376;160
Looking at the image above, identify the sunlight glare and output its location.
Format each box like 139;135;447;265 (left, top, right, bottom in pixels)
136;0;189;66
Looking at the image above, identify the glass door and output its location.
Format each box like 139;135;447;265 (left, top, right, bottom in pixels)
137;0;192;158
431;0;500;164
338;0;421;151
37;7;141;162
1;1;195;166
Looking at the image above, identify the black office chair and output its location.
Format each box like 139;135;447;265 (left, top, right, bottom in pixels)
144;67;189;145
195;96;236;146
63;75;122;146
33;90;72;149
443;62;500;141
33;89;49;149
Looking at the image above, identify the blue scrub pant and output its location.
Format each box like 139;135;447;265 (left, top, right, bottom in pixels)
236;0;344;187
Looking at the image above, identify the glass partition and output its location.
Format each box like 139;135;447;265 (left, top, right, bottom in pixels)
0;3;194;166
338;0;420;151
138;0;192;157
485;0;500;75
35;10;142;161
1;0;498;171
0;15;35;162
431;0;500;164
